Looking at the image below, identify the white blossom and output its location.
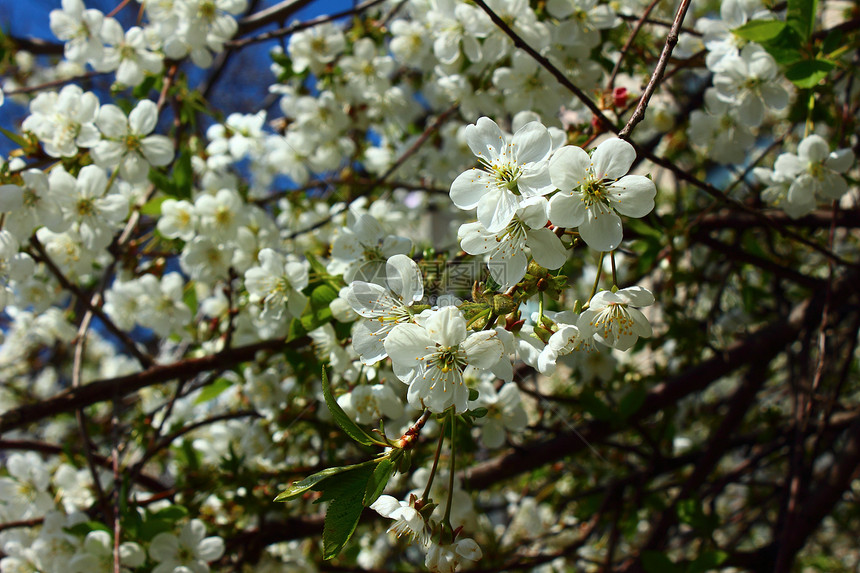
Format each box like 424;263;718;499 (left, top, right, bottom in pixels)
451;117;554;233
385;306;504;413
149;519;224;573
548;138;656;252
579;286;654;351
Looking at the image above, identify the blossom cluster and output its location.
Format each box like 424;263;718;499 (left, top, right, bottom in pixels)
0;0;856;570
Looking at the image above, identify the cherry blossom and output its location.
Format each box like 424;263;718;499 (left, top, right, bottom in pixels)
548;138;656;252
450;117;554;233
384;306;504;413
579;286;655;351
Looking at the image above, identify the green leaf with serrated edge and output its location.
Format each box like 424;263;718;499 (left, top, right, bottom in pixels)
274;465;351;502
733;19;786;42
364;458;394;506
786;0;818;39
319;463;376;560
785;59;835;88
322;367;376;446
194;378;233;404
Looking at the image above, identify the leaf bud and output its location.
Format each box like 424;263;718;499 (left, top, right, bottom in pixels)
492;294;517;315
533;325;553;344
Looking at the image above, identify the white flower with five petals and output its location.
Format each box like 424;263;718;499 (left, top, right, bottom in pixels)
425;536;483;573
244;248;309;321
92;100;174;183
384;306;504;413
579;286;654;351
450;117;554;233
774;134;855;202
370;494;431;545
149;519;224;573
548;138;656;252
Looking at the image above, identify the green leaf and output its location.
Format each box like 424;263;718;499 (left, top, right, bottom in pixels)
786;0;818;39
364;457;394;506
287;317;308;342
141;195;168;217
318;463;377;560
619;388;647;419
469;407;488;419
172;150;193;199
785;59;835;88
183;283;197;316
195;378;233;404
310;284;339;310
821;30;843;56
305;252;329;276
322;368;376;447
760;26;805;65
0;126;28;148
274;464;358;502
139;517;174;541
641;551;681;573
132;75;159;99
296;284;338;333
688;550;729;573
153;505;189;521
733;19;786;42
149;169;177;197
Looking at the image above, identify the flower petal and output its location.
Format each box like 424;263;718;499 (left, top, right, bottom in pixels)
607;175;656;218
510;121;551;164
465;116;505;162
591;138;635;181
129;100;158;135
527;227;567;269
548;145;589;191
450;169;490;210
579;208;623;251
477;187;518;233
385;323;436;365
425;306;467;348
548;193;586;227
386;254;423;303
463;330;503;369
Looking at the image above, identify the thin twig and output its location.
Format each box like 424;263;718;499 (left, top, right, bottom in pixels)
226;0;388;49
607;0;663;91
618;0;693;140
